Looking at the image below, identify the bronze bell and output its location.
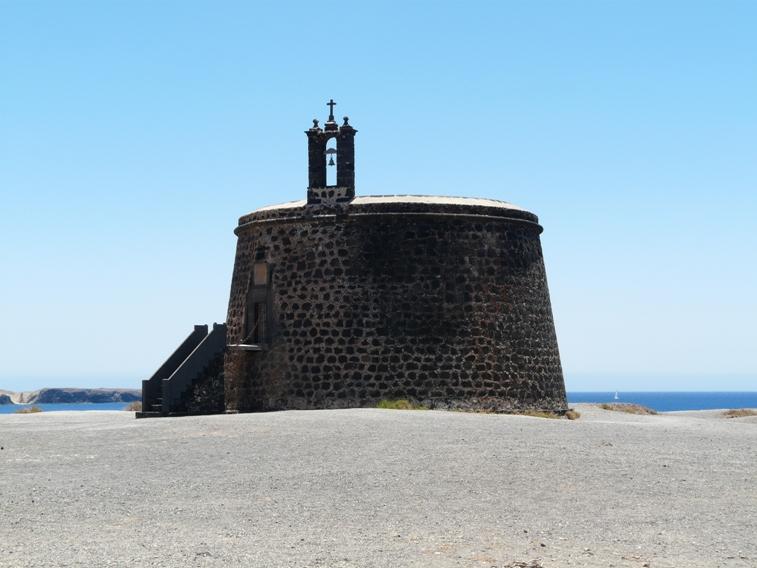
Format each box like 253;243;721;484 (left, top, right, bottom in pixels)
325;147;337;167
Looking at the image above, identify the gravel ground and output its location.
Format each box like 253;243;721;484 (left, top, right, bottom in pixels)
0;405;755;568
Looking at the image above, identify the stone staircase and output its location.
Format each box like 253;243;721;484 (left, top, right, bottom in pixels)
137;323;226;418
147;396;164;414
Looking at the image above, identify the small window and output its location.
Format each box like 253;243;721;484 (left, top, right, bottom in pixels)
253;262;268;286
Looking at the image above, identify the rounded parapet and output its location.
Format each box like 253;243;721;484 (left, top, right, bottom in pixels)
236;195;541;234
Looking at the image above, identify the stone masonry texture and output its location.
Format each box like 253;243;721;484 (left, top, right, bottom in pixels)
223;196;567;413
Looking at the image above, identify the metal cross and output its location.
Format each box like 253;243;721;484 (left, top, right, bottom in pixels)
327;98;337;121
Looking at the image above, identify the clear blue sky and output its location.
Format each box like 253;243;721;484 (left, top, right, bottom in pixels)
1;1;755;392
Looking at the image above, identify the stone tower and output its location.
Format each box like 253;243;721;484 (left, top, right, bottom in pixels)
221;101;568;414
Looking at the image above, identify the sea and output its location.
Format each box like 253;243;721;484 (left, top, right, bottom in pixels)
1;392;756;414
0;402;131;414
567;391;757;412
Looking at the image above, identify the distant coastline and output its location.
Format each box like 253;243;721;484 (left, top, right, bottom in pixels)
0;388;140;405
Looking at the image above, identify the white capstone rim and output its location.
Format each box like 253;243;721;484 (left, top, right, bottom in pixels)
253;195;528;213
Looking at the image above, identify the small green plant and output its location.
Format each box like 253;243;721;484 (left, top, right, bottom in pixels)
722;409;757;418
598;403;657;415
15;405;43;414
376;399;427;410
124;401;142;412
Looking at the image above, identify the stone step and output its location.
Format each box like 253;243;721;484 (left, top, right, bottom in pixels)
135;411;162;419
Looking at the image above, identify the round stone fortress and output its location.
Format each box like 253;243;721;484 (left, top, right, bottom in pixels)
222;102;567;413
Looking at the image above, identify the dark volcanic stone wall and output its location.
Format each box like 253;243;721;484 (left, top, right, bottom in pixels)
224;198;566;413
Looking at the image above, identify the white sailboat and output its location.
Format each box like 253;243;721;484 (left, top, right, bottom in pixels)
614;392;619;400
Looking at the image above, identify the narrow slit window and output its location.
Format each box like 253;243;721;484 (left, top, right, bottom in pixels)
246;259;270;344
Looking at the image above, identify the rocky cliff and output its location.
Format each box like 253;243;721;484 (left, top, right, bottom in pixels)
0;388;140;404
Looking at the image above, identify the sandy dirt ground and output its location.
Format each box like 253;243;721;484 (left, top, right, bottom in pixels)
0;404;755;567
